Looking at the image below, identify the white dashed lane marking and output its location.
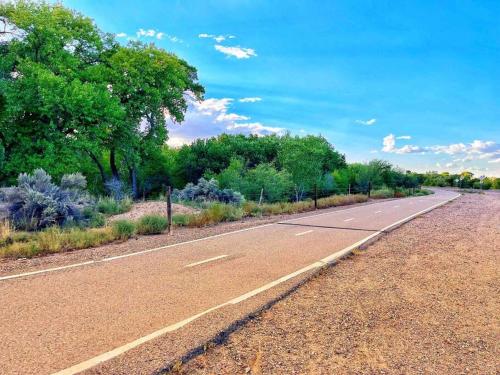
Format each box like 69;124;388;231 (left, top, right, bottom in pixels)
295;230;314;236
185;255;228;268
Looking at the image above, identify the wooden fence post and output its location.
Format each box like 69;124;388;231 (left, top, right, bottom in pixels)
166;186;172;235
314;183;318;209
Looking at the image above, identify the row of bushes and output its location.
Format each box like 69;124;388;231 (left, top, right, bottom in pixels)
370;188;433;199
172;194;369;227
0;214;168;259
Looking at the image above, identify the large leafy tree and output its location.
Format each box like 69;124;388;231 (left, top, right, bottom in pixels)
0;1;203;195
0;1;122;184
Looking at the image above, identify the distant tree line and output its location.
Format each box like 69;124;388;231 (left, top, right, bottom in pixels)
421;171;499;190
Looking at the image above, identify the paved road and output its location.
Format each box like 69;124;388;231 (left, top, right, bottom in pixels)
0;189;459;374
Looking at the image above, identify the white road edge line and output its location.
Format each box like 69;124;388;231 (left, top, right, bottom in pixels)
343;218;354;222
1;197;418;282
185;255;228;268
51;192;460;375
295;230;313;236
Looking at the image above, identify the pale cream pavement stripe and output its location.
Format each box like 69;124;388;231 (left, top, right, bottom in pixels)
375;210;382;214
344;218;354;222
51;192;460;375
295;230;314;236
185;255;228;268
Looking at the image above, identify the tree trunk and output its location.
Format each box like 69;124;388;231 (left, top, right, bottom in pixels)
129;166;138;199
109;147;120;181
86;150;107;186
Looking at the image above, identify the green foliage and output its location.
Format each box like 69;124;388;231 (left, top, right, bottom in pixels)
136;215;168;235
0;1;203;194
111;219;135;240
278;135;346;199
97;196;132;215
217;160;294;203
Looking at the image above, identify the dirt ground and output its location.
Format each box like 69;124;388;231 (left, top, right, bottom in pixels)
108;201;198;222
177;192;500;375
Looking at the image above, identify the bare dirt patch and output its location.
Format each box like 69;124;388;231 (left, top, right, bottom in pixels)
178;192;500;374
108;201;198;222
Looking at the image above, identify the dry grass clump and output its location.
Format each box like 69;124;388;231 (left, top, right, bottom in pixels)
316;194;367;208
175;194;369;228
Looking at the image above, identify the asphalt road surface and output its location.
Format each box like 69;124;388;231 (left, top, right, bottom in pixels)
0;189;459;374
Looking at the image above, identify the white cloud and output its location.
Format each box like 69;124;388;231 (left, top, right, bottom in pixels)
137;28;156;37
397;135;411;140
216;113;250;122
226;122;285;136
166;135;193;148
166;96;286;142
116;32;127;38
382;134;423;154
193;98;233;115
136;29;182;43
239;97;262;103
198;33;235;43
430;143;468;155
488;158;500;164
214;45;257;59
355;118;377;126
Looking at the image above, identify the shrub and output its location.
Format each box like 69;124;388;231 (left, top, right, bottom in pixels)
173;178;244;205
6;169;92;231
136;215;168;235
172;214;190;226
82;207;106;228
111;220;136;240
97;196;132;215
185;203;244;227
370;188;394;199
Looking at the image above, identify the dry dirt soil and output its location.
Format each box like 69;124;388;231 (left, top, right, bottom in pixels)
177;192;500;375
108;201;199;222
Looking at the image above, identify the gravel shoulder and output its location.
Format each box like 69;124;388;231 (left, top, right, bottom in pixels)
177;192;500;375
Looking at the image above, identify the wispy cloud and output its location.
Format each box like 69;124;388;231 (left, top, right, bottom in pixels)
216;113;250;122
214;45;257;59
239;97;262;103
382;135;500;162
226;122;285;136
136;28;182;43
355;118;377;126
166;96;284;145
116;32;127;38
198;33;236;43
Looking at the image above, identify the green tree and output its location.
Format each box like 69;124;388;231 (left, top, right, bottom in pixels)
278;135;346;200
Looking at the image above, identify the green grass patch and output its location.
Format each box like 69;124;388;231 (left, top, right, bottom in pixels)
97;197;133;215
136;215;168;235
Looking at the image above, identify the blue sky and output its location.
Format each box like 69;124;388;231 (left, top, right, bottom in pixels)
63;0;499;176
